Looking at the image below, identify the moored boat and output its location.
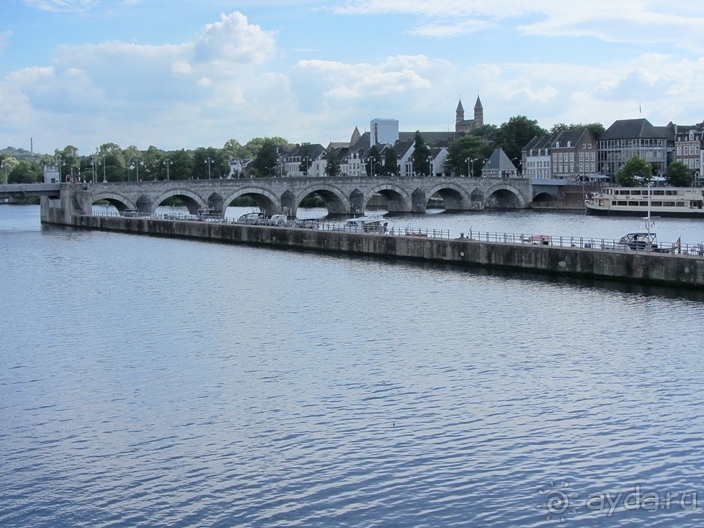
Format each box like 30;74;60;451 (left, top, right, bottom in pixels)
585;187;704;217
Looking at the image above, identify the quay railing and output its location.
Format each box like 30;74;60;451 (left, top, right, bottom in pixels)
88;209;703;257
465;230;704;257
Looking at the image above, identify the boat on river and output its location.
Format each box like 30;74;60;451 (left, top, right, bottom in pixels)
616;232;670;253
585;187;704;217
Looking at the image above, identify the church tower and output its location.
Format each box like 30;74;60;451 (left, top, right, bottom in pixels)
350;126;361;147
456;99;465;126
473;95;483;127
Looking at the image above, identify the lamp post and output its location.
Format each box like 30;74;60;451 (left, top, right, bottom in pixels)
369;157;376;177
205;157;213;179
91;155;97;184
303;156;311;176
428;157;433;177
163;159;172;181
511;157;521;177
130;160;143;181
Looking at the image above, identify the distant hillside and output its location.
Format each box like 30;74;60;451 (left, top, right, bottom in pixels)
1;146;43;162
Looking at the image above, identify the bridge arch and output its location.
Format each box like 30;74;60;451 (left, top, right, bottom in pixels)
90;191;137;213
425;182;471;211
297;183;351;216
365;183;412;213
484;183;527;209
223;187;280;216
153;189;207;215
533;187;559;201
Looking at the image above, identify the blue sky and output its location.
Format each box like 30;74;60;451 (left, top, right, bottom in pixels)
2;0;704;155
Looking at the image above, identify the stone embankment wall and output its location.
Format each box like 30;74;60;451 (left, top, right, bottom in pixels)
70;215;704;289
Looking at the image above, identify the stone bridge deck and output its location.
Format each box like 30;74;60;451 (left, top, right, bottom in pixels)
41;176;534;221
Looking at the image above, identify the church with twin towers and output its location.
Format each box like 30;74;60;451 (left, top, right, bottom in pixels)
366;95;484;147
455;95;484;134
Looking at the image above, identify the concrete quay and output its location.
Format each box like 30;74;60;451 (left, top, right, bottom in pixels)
71;215;704;290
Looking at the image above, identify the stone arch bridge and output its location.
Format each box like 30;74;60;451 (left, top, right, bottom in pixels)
45;176;535;219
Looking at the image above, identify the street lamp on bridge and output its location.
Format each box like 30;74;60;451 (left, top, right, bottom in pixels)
163;159;172;181
205;157;213;179
130;160;143;181
91;154;97;184
465;157;474;178
1;160;9;183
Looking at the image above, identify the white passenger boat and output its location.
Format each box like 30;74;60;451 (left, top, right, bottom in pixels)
585;187;704;217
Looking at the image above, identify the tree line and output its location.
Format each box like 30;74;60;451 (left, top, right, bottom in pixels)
1;116;608;184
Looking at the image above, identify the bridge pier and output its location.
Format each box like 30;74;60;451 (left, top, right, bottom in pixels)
40;185;93;225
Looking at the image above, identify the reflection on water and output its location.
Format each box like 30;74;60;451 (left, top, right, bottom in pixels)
3;205;704;527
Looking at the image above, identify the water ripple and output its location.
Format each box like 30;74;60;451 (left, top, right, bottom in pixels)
2;207;704;527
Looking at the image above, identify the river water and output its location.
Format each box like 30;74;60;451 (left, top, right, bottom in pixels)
2;205;704;527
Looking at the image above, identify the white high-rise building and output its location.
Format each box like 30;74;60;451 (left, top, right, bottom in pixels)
370;118;399;147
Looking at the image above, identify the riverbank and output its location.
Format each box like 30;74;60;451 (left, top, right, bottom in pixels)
71;215;704;289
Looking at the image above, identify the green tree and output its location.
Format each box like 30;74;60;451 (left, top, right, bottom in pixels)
665;161;693;187
366;145;382;176
616;156;653;186
8;161;41;183
170;149;194;180
470;124;498;139
193;147;228;179
54;145;80;181
325;148;341;177
494;116;547;168
142;146;164;181
381;147;399;176
444;135;489;176
410;131;431;176
244;137;290;159
550;122;605;140
252;138;279;177
223;138;246;159
298;144;316;175
78;154;100;182
1;155;19;184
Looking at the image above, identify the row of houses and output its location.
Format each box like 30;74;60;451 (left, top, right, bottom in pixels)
229;100;704;183
523;118;704;183
229;125;460;180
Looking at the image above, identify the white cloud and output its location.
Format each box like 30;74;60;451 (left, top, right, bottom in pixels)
194;12;277;66
23;0;97;12
0;11;286;151
334;1;704;51
295;55;449;101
